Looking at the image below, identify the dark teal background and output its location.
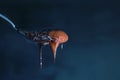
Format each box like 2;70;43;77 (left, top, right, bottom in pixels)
0;0;120;80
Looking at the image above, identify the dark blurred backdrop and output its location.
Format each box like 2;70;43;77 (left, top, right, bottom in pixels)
0;0;120;80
